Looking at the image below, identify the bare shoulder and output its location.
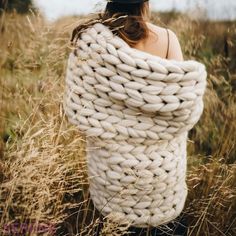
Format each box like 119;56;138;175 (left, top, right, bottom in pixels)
167;29;184;61
146;22;167;36
146;22;184;61
146;22;179;43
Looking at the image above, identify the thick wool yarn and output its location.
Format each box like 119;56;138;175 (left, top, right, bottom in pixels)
63;22;207;227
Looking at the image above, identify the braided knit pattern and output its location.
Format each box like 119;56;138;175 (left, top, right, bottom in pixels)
63;23;207;227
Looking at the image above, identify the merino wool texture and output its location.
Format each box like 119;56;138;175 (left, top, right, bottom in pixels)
63;22;207;227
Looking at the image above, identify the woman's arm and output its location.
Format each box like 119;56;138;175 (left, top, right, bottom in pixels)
167;29;184;61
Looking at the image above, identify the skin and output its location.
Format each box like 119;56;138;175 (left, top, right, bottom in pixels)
133;3;184;61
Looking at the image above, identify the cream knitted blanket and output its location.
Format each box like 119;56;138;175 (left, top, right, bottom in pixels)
63;22;207;227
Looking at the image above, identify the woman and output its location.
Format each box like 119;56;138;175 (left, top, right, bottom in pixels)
71;0;184;61
71;0;188;235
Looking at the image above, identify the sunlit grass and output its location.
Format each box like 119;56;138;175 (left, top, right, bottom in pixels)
0;11;235;236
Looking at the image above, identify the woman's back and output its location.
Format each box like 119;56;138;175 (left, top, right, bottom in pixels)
134;22;184;61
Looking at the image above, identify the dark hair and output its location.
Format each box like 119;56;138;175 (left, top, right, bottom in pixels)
71;1;150;47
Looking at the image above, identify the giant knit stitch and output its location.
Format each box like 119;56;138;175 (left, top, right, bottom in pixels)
63;22;207;227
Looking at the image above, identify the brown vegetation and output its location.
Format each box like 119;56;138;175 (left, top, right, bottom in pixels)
0;10;235;236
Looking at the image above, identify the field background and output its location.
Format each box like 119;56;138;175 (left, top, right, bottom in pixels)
0;4;236;236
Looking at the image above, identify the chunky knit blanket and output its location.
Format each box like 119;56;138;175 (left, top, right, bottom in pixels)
63;22;207;227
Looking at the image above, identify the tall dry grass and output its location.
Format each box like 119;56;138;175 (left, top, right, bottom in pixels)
0;10;235;236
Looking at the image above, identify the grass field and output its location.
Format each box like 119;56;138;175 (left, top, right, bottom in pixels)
0;10;235;236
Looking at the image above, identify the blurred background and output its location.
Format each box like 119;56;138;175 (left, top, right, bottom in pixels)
1;0;236;21
0;1;235;236
33;0;236;21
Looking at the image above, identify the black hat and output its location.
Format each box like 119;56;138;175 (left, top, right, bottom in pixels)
107;0;149;3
